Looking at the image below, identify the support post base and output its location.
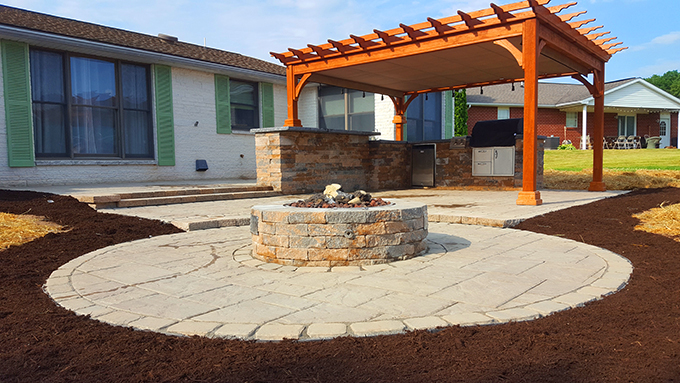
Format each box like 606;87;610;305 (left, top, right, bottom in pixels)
588;181;606;192
516;191;543;206
284;118;303;128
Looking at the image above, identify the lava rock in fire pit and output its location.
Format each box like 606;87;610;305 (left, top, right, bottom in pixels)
286;184;390;208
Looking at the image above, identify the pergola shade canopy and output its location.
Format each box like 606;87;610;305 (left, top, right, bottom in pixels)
271;0;625;205
272;0;623;98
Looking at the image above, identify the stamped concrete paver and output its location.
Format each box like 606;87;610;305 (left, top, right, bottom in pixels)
46;222;633;341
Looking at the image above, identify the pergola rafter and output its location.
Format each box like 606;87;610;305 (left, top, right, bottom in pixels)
271;0;626;205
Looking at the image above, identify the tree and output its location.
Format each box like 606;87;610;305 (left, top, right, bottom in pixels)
454;89;468;136
646;70;680;98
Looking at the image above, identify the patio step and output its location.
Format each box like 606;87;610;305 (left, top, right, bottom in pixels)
79;186;280;208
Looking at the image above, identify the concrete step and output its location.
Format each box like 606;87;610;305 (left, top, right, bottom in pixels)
116;190;281;208
78;186;280;208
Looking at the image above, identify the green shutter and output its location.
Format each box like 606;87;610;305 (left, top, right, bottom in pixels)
154;65;175;166
444;90;453;139
261;82;275;128
214;74;231;134
2;40;34;167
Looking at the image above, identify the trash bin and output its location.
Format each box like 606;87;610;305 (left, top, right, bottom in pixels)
646;136;661;149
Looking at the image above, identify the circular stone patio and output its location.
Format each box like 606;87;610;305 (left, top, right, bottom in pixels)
44;223;632;341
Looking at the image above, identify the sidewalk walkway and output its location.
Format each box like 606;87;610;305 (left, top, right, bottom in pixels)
102;189;625;230
45;222;632;341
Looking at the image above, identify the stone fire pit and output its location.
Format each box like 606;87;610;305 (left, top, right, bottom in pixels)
250;200;428;267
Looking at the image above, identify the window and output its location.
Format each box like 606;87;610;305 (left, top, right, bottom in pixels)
406;93;442;142
318;85;374;131
230;79;259;131
497;107;510;120
566;112;578;128
617;115;636;136
30;49;152;159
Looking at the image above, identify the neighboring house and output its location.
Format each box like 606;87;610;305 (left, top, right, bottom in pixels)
0;5;322;187
466;78;680;148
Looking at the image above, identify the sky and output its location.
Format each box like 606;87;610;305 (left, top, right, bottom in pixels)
3;0;679;83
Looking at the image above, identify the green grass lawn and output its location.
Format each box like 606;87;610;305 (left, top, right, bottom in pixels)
544;149;680;171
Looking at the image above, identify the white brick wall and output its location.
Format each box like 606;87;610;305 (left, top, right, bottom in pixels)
299;86;318;128
375;94;396;140
0;54;286;187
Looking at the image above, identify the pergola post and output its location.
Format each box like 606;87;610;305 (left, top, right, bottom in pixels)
588;68;606;191
284;66;303;127
517;18;542;206
390;95;418;141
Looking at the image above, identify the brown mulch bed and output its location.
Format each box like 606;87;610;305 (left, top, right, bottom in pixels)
1;188;680;382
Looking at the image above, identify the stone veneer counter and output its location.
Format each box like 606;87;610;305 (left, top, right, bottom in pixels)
250;200;428;267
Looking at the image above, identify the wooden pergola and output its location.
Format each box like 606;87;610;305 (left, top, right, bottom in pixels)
271;0;625;205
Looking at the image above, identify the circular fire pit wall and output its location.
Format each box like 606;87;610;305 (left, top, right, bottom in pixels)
250;201;428;267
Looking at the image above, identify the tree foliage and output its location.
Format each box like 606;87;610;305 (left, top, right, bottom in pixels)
646;70;680;98
454;89;468;136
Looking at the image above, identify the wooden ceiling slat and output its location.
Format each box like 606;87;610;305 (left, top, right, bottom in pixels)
328;39;358;53
427;17;454;34
490;3;516;22
607;47;628;55
593;37;616;46
586;31;610;41
601;41;622;50
577;25;603;35
307;44;334;57
399;23;428;40
457;10;483;28
351;34;380;49
374;29;403;44
272;0;550;61
559;11;587;22
568;18;595;29
546;2;577;14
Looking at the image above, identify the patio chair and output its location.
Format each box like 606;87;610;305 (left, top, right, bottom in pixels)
613;135;627;149
626;135;636;149
580;135;592;150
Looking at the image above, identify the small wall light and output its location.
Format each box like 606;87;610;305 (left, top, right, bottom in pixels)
194;121;199;127
196;159;208;171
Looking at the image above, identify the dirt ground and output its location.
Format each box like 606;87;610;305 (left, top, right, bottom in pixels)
1;188;679;382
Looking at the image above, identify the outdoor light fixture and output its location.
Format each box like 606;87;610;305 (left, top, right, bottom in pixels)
363;91;366;98
381;94;384;100
512;82;515;91
425;93;428;100
480;86;483;95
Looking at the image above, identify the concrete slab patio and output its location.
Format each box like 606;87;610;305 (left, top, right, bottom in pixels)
45;222;632;341
13;181;627;230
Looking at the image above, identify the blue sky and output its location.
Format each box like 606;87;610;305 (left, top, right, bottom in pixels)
4;0;679;83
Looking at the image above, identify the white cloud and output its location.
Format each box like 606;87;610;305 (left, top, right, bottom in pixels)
651;31;680;45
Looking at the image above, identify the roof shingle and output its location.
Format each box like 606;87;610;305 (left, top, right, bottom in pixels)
0;5;285;77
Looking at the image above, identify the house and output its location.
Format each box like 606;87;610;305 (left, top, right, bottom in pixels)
0;5;319;187
466;78;680;148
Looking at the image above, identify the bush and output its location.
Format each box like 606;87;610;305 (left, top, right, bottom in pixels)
558;143;577;150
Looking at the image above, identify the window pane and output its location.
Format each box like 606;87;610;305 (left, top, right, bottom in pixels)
123;110;152;157
70;57;116;107
349;112;374;132
566;112;578;128
627;116;635;136
231;105;257;130
33;103;67;156
349;91;373;114
121;64;148;110
30;50;64;103
230;79;258;130
71;106;116;155
407;117;423;141
230;80;256;105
